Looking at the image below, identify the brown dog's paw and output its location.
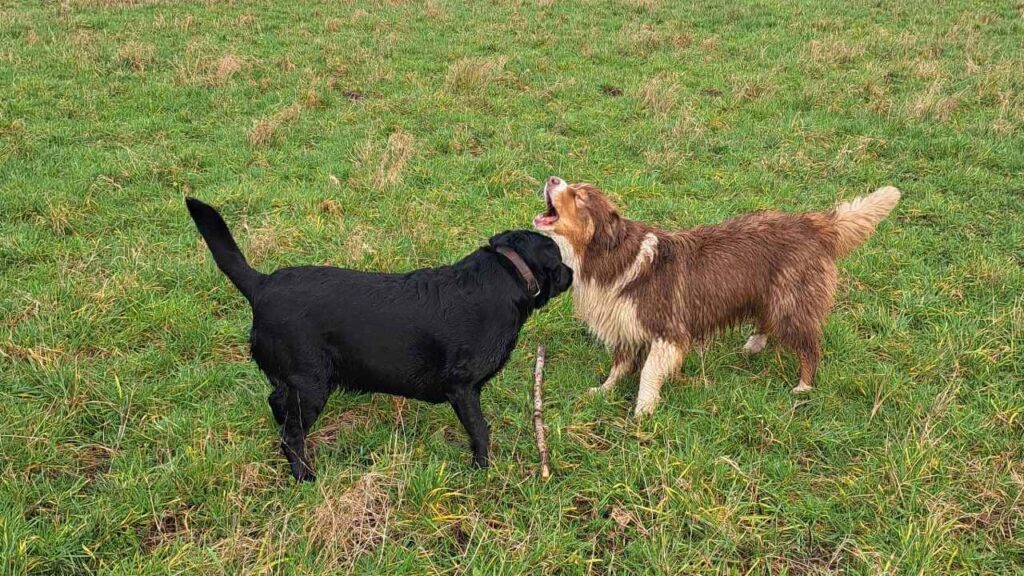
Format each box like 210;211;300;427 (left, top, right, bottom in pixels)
790;381;813;394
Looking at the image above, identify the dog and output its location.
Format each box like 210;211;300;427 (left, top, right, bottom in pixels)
533;176;900;416
186;198;572;481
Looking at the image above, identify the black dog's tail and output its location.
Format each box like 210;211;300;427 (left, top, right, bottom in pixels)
186;198;264;302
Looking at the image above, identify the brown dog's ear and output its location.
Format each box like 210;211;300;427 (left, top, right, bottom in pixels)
590;212;621;253
586;191;623;253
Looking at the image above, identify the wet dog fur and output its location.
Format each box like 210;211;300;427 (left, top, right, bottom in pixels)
534;177;900;416
187;198;572;481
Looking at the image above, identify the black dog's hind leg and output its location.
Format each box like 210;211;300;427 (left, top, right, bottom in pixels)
269;376;329;482
448;387;490;467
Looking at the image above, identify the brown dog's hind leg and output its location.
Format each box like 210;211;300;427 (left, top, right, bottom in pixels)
792;344;820;393
771;321;823;394
768;264;834;393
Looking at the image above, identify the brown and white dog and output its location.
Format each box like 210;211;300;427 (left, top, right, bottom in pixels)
533;176;900;416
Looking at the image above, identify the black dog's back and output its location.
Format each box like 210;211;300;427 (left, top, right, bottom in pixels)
249;264;521;403
186;198;572;481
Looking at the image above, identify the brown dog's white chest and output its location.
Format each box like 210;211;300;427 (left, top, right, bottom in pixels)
554;233;659;350
572;281;648;348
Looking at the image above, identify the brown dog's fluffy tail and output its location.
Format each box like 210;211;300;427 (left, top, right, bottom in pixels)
828;186;901;257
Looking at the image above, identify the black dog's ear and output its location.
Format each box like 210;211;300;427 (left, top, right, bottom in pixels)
532;259;573;308
538;263;572;307
488;231;516;250
556;264;573;293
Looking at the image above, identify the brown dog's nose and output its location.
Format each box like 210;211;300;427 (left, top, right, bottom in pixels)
549;176;561;187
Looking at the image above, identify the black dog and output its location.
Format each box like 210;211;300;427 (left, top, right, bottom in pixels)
186;198;572;481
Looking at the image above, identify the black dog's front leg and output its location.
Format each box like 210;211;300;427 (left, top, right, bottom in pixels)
269;378;327;483
448;388;490;467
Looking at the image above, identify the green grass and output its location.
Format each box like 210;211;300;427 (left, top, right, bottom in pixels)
2;0;1022;573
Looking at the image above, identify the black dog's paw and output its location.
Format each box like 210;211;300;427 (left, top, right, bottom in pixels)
291;463;317;483
472;456;490;469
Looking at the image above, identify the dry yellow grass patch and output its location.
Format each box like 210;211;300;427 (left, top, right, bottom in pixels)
78;271;145;319
644;107;704;171
69;29;96;54
242;220;299;263
319;198;343;215
972;61;1023;133
832;135;888;173
624;0;659;11
70;0;165;6
844;135;886;160
643;143;688;173
342;224;377;263
858;65;893;114
807;37;865;67
176;45;250;87
671;105;706;138
912;59;944;81
35;202;74;236
302;87;322;109
444;56;507;94
212;341;249;364
0;341;68;370
639;75;679;114
153;13;194;30
4;293;45;330
212;531;280;574
991;92;1018;135
174;14;195;30
248;102;303;147
671;31;693;49
117;41;155;72
233;13;258;30
618;20;663;57
325;17;342;32
214;54;243;83
307;474;392;569
378;131;415;186
609;505;650;535
423;0;445;19
732;73;777;102
356;130;416;189
909;82;959;121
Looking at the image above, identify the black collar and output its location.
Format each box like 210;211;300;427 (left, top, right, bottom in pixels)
494;246;541;298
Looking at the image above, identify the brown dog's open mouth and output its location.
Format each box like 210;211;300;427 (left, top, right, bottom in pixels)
533;190;559;228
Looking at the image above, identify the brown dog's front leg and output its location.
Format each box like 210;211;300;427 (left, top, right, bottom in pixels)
590;344;646;395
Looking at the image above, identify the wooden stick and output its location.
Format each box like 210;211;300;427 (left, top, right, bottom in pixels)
532;345;551;480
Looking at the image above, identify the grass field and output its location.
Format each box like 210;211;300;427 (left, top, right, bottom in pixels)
2;0;1023;573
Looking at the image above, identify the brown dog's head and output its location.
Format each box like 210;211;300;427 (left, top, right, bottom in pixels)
533;176;622;256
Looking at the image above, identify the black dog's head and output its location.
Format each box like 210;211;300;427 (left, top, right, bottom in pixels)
488;230;573;308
